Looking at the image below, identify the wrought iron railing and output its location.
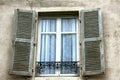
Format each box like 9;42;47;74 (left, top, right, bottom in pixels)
36;61;79;74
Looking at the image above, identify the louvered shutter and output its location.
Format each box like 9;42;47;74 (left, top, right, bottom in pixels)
80;9;105;76
9;9;35;76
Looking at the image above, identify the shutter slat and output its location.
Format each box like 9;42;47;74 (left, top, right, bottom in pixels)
84;11;99;38
85;41;101;71
17;11;33;39
9;9;35;76
81;9;105;76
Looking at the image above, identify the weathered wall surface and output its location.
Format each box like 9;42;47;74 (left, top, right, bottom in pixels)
0;0;120;80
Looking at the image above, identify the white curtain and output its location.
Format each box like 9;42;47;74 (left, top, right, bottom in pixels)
39;18;77;74
41;19;56;32
40;18;56;74
61;18;77;74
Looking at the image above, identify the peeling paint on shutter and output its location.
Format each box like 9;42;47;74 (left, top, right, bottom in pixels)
81;8;105;76
9;9;35;76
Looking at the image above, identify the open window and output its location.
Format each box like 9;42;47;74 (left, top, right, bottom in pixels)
9;8;105;77
36;11;79;76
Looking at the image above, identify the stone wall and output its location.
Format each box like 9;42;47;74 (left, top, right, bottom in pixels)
0;0;120;80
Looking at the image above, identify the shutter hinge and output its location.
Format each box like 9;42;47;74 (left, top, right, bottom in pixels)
79;19;81;23
80;20;81;23
81;66;82;70
35;17;37;23
79;41;82;46
33;42;37;46
32;68;34;72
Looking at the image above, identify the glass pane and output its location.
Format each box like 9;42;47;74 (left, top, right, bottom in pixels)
61;34;76;61
61;18;76;32
61;34;77;74
41;18;56;32
40;34;56;74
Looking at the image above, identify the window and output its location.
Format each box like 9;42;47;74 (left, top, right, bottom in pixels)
9;8;105;77
36;17;79;76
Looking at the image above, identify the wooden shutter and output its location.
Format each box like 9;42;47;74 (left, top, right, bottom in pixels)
80;8;105;76
9;9;35;76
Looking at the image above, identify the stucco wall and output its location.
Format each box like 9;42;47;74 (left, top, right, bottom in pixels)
0;0;120;80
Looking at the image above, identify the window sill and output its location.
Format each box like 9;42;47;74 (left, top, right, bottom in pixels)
35;77;80;80
35;74;79;77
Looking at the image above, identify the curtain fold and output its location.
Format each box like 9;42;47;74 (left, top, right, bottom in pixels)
41;19;56;32
61;18;76;32
38;18;77;74
40;18;56;74
61;18;77;74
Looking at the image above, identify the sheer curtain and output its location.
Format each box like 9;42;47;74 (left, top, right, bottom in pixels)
40;18;56;74
61;18;77;74
38;18;77;74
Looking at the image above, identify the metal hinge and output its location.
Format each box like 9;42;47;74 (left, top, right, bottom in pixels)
33;42;37;46
35;17;38;23
79;41;82;46
32;68;34;72
79;19;81;23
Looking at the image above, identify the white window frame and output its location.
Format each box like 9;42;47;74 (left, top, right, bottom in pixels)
36;16;79;77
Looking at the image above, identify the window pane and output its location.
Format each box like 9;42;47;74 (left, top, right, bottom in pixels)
61;34;77;74
61;34;76;61
61;18;76;32
41;18;56;32
40;34;56;74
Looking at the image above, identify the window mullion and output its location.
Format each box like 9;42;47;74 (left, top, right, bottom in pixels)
56;18;61;75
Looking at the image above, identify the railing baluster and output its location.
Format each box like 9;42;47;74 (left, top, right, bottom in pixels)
36;61;79;75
